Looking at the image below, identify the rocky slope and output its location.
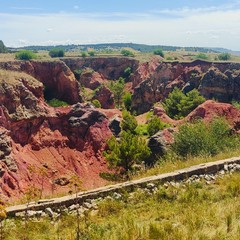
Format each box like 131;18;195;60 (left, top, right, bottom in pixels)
1;57;240;202
0;68;113;203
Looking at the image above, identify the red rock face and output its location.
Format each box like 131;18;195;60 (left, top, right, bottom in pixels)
0;60;82;104
185;100;240;130
92;86;115;109
0;69;112;203
132;60;240;114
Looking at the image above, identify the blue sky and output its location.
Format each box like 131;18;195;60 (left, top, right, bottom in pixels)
1;0;240;50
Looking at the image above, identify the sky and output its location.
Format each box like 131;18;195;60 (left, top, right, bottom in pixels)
1;0;240;50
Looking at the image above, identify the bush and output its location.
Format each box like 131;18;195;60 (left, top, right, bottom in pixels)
81;52;87;57
147;116;166;136
153;49;164;58
121;110;138;134
88;51;95;57
49;48;64;58
104;131;151;172
123;92;132;111
15;50;37;60
163;88;205;119
92;99;101;108
172;118;238;158
121;49;135;57
195;53;208;60
47;98;68;107
218;53;231;61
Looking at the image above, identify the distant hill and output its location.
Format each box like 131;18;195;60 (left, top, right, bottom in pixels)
7;42;240;55
210;47;240;56
8;43;222;53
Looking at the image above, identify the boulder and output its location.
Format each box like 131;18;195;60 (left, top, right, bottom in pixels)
147;128;175;163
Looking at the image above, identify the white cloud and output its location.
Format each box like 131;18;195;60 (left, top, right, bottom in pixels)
1;7;240;50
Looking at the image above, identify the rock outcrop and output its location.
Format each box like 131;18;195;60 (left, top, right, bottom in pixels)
92;85;115;109
0;69;112;202
131;61;240;114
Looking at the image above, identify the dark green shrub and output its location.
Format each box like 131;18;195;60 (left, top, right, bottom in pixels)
172;118;238;158
218;53;231;61
163;88;205;119
15;50;37;60
88;51;95;57
123;92;132;111
49;48;65;58
104;131;151;172
121;49;135;57
135;124;149;136
147;116;166;136
81;52;87;57
47;98;68;107
92;99;101;108
195;53;208;60
153;49;164;57
121;110;138;134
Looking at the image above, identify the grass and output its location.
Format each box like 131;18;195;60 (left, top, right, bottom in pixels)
3;172;240;239
131;148;240;180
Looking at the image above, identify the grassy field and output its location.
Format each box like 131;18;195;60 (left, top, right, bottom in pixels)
3;170;240;239
1;50;240;63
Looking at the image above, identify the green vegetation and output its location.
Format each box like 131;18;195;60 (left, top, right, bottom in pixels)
15;50;37;60
92;99;101;108
147;116;166;136
4;172;240;239
153;49;164;57
172;118;239;158
81;52;87;57
218;52;231;61
47;98;68;107
104;131;150;173
121;49;135;57
88;51;95;57
123;92;132;111
49;48;65;58
0;40;7;53
232;100;240;110
109;78;125;108
195;52;208;60
163;88;205;119
121;110;138;134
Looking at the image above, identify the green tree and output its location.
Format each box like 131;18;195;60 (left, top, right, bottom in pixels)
109;78;125;108
104;131;151;173
153;49;164;57
147;116;166;136
121;110;138;134
179;89;205;117
49;48;65;58
81;52;87;57
163;88;205;119
123;92;132;111
121;49;135;57
15;50;37;60
0;40;7;53
195;53;208;60
218;52;231;61
88;51;95;57
163;87;185;119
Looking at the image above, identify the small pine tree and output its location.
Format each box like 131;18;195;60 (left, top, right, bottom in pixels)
147;116;165;136
121;110;138;134
104;131;151;173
